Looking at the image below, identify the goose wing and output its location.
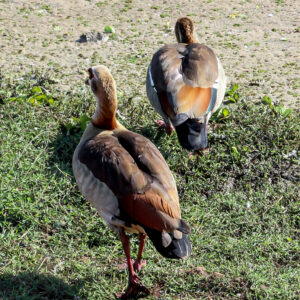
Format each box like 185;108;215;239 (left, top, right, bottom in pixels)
149;43;218;124
77;130;187;233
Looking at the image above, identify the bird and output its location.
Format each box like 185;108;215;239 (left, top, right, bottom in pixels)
72;65;191;299
146;17;226;152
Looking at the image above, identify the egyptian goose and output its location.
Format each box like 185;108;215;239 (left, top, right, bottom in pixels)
72;65;191;299
146;17;226;151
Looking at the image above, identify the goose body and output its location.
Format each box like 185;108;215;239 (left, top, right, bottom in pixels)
146;17;226;151
72;65;191;298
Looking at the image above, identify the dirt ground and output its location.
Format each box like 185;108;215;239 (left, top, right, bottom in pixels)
0;0;299;108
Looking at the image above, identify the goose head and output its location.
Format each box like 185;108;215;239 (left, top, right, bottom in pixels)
86;65;118;129
175;17;197;44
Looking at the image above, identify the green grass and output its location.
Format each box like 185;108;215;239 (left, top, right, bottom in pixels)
0;72;299;299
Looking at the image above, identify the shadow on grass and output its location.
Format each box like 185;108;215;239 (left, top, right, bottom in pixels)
48;125;82;178
0;272;80;300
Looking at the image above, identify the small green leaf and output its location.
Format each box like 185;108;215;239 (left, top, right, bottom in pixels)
231;146;239;154
272;106;292;118
226;84;240;102
29;97;38;105
104;25;115;33
36;94;47;101
282;108;292;117
232;83;239;92
274;105;284;115
160;13;167;18
48;98;55;105
31;86;42;95
222;108;230;117
262;96;272;105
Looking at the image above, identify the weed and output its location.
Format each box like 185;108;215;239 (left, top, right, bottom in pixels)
225;84;240;103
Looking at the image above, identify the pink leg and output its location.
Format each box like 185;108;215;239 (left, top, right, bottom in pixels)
153;119;175;135
133;233;147;272
116;230;149;299
119;230;137;283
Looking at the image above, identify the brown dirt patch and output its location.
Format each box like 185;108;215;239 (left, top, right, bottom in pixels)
0;0;299;108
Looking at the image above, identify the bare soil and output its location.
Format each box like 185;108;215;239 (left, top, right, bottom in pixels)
0;0;299;108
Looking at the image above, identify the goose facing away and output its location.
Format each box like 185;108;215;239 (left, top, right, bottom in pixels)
72;65;191;299
146;17;226;151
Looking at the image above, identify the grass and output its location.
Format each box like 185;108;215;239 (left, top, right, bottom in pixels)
0;72;299;299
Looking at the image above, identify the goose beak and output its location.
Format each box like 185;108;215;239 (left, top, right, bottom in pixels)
85;67;94;85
